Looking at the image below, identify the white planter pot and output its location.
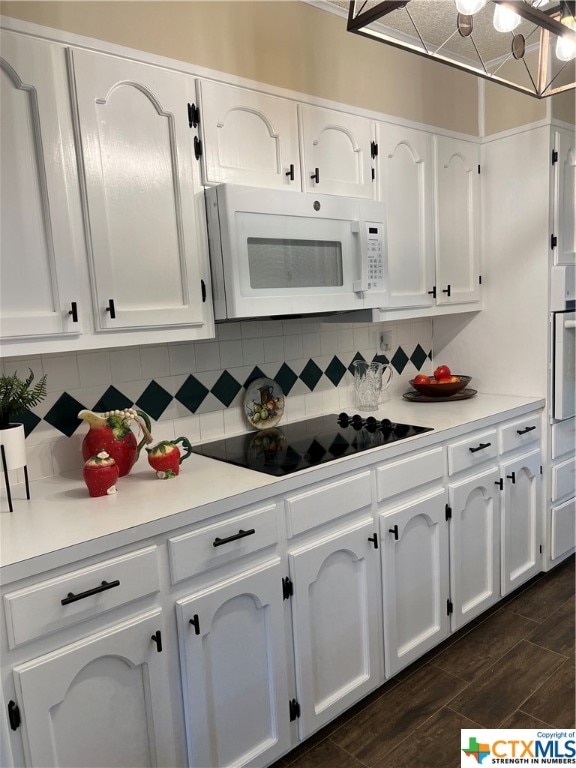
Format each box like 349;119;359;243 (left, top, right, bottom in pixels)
0;423;27;471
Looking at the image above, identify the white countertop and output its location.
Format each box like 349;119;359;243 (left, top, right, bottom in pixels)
0;393;544;583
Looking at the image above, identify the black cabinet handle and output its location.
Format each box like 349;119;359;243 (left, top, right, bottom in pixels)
286;164;295;181
310;167;320;184
442;284;451;297
189;614;200;635
61;579;120;605
517;425;536;435
428;286;437;299
8;701;20;731
507;472;516;484
151;630;163;652
388;525;399;541
105;299;116;319
368;533;378;549
213;528;256;547
469;442;491;453
495;478;504;490
68;302;79;323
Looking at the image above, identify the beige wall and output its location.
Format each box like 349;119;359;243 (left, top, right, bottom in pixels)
0;0;480;135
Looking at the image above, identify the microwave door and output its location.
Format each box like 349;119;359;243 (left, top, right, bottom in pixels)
553;310;576;421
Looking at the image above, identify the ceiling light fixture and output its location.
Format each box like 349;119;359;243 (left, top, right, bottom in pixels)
347;0;576;98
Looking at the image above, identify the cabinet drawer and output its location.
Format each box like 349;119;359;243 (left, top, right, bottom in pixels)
447;429;498;475
550;498;575;561
551;418;576;459
285;471;371;537
168;504;278;584
3;546;160;649
376;447;444;502
551;457;576;502
499;414;541;454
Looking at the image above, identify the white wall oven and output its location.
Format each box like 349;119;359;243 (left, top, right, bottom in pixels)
551;266;576;421
205;184;388;320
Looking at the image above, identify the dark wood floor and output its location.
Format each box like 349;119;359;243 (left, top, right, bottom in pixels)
273;555;575;768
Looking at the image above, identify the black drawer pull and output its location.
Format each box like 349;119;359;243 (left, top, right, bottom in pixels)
310;167;320;184
213;528;256;547
442;284;451;297
68;301;79;323
507;472;516;484
61;579;120;605
469;442;491;453
105;299;116;319
388;525;399;541
517;425;536;435
286;163;295;181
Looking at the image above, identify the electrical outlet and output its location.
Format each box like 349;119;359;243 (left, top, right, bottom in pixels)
378;331;392;354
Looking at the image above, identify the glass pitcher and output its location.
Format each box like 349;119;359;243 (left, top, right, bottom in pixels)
352;360;393;411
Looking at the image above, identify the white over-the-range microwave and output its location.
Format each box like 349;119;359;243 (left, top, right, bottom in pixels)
204;184;388;320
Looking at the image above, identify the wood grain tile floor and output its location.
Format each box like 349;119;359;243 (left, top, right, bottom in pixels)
271;556;575;768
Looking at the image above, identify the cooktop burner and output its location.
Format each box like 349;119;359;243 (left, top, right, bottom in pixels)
191;413;432;477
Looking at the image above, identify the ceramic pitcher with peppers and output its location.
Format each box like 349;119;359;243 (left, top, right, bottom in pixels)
146;437;193;479
78;408;153;477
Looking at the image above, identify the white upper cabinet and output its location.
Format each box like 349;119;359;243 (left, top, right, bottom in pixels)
299;104;375;199
70;49;211;331
377;123;436;308
434;136;481;305
0;31;82;339
553;128;576;266
198;79;301;190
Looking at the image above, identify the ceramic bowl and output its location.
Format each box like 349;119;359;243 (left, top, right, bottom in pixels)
409;375;471;398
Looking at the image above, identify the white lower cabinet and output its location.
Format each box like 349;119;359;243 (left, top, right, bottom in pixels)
288;518;382;739
175;558;291;768
380;488;450;678
449;467;501;631
12;608;177;768
500;449;542;596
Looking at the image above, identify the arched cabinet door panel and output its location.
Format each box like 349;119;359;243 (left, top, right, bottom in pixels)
449;467;501;631
553;128;576;266
13;609;177;768
434;135;481;306
0;31;82;339
199;79;301;190
70;48;210;331
300;104;375;199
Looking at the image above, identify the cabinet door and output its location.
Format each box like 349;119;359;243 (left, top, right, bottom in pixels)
13;609;178;768
176;559;291;768
380;488;450;678
500;449;542;595
289;518;382;739
300;104;375;199
377;123;435;308
449;467;500;631
70;49;210;331
434;136;481;305
0;31;82;338
553;128;576;266
199;79;300;190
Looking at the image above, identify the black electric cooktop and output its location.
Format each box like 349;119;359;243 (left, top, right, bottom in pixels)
191;413;433;477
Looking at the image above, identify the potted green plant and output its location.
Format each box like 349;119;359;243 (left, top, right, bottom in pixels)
0;369;47;472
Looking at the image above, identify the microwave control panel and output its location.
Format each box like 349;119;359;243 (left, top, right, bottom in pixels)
366;223;385;291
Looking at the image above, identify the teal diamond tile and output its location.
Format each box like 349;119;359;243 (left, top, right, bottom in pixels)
244;367;266;388
274;364;298;395
176;375;209;413
136;381;173;420
325;356;347;387
300;360;323;391
348;352;366;374
373;353;390;366
44;392;85;437
391;347;409;374
211;371;242;407
93;386;133;413
410;344;428;370
18;409;42;437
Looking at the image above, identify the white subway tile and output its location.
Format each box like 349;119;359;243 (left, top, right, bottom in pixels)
168;343;196;376
242;338;265;366
224;406;247;435
241;320;263;339
110;348;143;383
217;322;242;341
140;345;170;379
263;337;284;364
25;442;55;481
195;342;221;372
219;340;244;369
302;333;321;357
284;334;303;360
77;351;112;388
353;327;370;351
42;355;80;392
199;410;225;441
173;415;201;444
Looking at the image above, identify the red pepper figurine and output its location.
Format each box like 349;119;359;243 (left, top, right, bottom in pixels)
146;437;193;479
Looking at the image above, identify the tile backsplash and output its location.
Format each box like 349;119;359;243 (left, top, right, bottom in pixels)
1;317;433;483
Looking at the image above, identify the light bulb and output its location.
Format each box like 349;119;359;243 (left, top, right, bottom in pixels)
493;4;521;32
455;0;488;15
556;15;576;62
